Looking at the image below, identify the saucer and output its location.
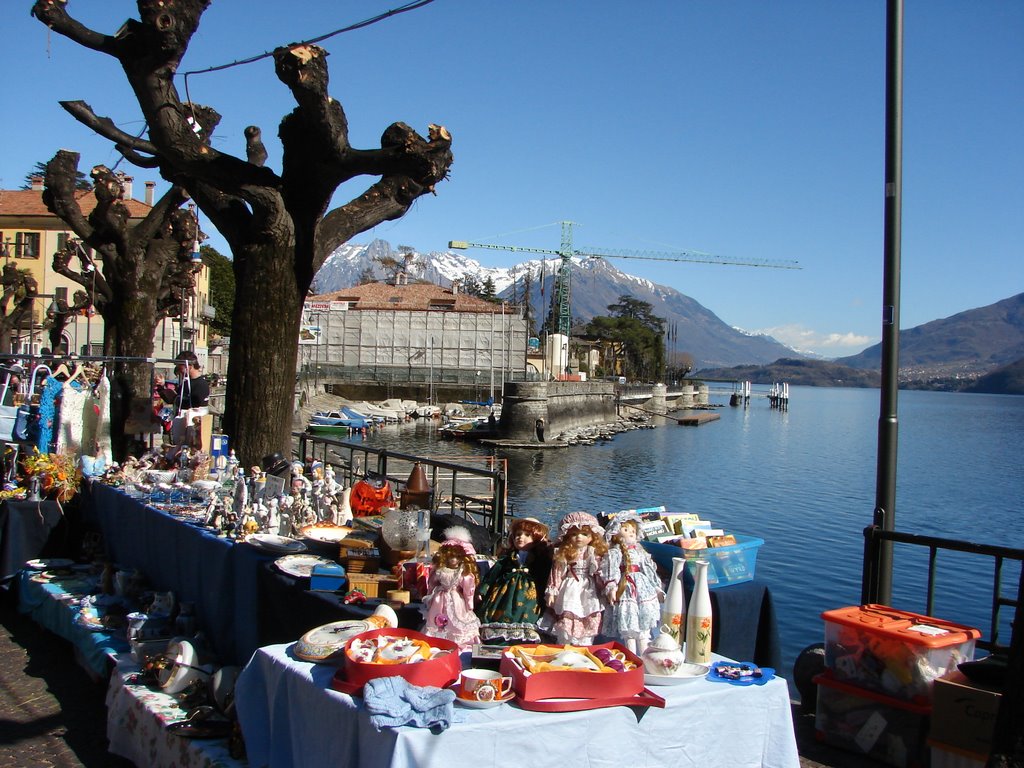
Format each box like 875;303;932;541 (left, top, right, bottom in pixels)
451;684;515;709
643;663;710;686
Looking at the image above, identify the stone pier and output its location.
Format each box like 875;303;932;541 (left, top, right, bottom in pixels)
500;381;618;441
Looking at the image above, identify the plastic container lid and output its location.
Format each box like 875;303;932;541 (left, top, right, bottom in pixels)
821;604;981;648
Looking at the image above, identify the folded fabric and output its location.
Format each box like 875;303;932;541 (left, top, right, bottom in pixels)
363;676;458;731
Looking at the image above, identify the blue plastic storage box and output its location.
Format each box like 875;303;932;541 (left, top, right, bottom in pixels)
642;534;764;587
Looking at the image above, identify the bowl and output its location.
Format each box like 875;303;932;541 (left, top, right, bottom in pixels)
300;524;354;554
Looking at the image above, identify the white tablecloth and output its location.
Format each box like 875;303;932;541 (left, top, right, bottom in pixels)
236;644;800;768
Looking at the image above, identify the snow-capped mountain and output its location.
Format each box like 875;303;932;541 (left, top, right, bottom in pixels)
313;239;799;368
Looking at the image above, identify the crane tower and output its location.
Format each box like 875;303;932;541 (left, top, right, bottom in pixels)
450;221;800;339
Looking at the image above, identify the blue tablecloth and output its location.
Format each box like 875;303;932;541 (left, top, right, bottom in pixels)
17;569;129;678
237;643;800;768
87;481;276;665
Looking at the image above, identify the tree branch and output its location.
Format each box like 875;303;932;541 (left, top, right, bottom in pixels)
31;0;118;54
61;101;160;156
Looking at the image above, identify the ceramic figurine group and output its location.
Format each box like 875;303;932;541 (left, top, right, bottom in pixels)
420;511;665;654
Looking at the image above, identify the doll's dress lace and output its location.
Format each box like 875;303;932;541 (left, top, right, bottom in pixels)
422;566;481;648
600;543;662;638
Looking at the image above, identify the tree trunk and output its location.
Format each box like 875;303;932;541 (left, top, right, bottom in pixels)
221;241;302;466
105;290;161;460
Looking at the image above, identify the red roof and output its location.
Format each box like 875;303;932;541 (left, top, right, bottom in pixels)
312;282;507;313
0;189;153;220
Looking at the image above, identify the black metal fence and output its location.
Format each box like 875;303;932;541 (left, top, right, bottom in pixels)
295;431;508;544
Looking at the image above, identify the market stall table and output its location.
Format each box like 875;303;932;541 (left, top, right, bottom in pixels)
0;499;63;583
236;643;800;768
106;657;245;768
16;567;128;679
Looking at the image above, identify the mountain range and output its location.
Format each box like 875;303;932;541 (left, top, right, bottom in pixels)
312;241;1024;386
312;239;797;369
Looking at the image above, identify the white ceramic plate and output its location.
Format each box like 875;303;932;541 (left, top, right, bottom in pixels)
274;554;336;579
25;558;75;570
643;663;710;686
451;684;515;709
245;534;306;554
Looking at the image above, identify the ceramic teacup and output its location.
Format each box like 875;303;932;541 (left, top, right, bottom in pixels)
459;668;513;702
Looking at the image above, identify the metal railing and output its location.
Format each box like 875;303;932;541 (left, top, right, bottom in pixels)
862;524;1024;655
295;431;508;545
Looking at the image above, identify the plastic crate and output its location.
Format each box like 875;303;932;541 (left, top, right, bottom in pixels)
822;604;979;702
814;672;931;768
642;534;763;587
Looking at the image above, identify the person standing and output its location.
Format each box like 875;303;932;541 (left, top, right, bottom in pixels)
160;351;209;412
535;417;545;443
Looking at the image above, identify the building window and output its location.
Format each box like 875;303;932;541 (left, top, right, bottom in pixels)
15;232;40;259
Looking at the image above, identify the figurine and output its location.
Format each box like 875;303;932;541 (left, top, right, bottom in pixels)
422;529;481;650
538;512;608;645
600;514;664;655
476;517;552;627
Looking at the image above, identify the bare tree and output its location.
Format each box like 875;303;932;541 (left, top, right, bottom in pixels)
31;0;453;465
0;264;39;348
42;150;199;458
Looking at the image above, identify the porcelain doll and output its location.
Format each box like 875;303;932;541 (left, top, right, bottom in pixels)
600;514;664;655
476;517;552;627
422;529;481;650
538;512;608;645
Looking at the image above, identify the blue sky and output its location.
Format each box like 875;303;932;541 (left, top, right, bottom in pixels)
3;1;1021;357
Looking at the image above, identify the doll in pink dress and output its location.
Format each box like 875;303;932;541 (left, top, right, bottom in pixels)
538;511;608;645
422;532;481;650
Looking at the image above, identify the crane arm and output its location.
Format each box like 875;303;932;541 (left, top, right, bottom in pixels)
449;240;562;258
577;246;800;270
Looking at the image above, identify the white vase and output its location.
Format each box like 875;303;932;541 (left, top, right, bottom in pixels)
685;559;713;664
659;557;687;648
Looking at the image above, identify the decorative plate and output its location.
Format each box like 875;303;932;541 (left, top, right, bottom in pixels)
706;661;776;686
643;663;710;686
450;684;515;709
300;524;353;544
293;619;373;663
245;533;306;554
274;554;336;579
25;558;75;570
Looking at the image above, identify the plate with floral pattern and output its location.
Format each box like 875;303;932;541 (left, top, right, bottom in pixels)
274;554;336;579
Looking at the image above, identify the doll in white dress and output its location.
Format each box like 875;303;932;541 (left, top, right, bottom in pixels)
600;514;664;655
539;512;608;645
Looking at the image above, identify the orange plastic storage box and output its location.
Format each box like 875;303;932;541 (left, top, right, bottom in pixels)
821;604;980;703
814;671;931;768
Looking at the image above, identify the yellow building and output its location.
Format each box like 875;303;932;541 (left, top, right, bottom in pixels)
0;176;211;364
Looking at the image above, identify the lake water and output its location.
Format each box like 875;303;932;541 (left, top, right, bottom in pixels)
353;386;1024;681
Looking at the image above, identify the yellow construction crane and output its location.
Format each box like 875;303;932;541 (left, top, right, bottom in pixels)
450;221;800;338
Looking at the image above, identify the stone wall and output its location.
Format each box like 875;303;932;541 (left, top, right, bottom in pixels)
500;381;618;441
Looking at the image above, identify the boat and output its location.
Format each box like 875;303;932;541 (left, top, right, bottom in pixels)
309;411;372;430
439;419;498;441
306;423;358;436
412;404;441;419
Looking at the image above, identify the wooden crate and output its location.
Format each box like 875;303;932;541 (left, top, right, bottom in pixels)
346;573;399;599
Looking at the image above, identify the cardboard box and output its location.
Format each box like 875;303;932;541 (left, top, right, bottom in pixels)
929;669;1000;755
499;642;643;701
928;739;988;768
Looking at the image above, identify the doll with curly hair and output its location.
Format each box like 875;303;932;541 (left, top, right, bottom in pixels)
476;517;552;627
422;529;481;650
538;511;608;645
599;514;664;655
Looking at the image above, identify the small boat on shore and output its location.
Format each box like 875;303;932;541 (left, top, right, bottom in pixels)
310;410;372;430
306;423;359;436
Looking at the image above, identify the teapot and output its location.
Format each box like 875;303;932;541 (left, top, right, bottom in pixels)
641;631;687;676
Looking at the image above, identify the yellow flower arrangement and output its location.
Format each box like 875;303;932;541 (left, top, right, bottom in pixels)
22;449;82;503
